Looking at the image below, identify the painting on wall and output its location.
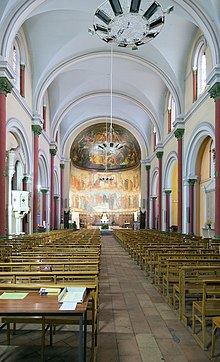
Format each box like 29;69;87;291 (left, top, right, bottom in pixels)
70;165;140;213
70;123;141;171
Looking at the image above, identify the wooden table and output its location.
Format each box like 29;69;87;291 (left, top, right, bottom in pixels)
0;291;88;362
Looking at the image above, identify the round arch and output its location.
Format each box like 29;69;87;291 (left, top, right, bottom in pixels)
6;118;31;175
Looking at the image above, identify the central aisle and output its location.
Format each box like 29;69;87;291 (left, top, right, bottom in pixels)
97;235;211;362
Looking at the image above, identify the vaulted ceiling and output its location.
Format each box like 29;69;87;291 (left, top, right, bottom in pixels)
0;0;220;158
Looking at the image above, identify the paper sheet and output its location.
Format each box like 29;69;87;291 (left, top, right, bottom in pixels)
0;292;28;299
59;302;77;310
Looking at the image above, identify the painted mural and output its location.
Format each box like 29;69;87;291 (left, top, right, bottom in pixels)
70;165;140;213
70;123;141;171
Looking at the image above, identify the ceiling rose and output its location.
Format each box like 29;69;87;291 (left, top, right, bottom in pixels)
92;0;173;48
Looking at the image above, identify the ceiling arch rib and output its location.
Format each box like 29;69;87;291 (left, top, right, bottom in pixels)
34;51;183;117
52;92;160;146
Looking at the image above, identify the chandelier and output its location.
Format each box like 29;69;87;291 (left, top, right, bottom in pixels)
92;0;174;48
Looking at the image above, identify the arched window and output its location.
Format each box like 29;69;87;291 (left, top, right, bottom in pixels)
12;42;20;91
167;94;176;133
12;34;26;96
192;38;207;101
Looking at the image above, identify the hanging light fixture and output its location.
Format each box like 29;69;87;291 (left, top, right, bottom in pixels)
98;46;125;156
92;0;174;48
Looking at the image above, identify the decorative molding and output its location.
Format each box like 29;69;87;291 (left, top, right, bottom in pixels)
0;61;14;80
11;87;32;118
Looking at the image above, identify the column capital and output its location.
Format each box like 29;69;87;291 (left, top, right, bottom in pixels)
54;195;59;200
208;82;220;101
187;178;197;186
145;164;151;172
0;77;13;95
60;162;65;170
32;124;42;136
41;188;48;194
174;128;184;139
156;151;163;159
151;196;157;200
50;146;57;157
164;189;172;195
20;64;25;70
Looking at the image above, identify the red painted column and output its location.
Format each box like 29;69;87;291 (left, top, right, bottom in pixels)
145;165;151;229
43;106;46;131
0;77;13;237
156;151;163;230
188;179;196;234
60;163;65;224
41;189;47;228
22;176;28;233
193;68;197;103
54;196;59;230
168;109;171;134
50;147;57;230
151;196;157;229
165;190;172;231
209;83;220;238
20;64;25;97
174;129;184;233
32;125;42;232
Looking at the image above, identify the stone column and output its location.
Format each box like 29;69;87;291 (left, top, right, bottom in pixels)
188;178;197;234
32;124;42;232
151;196;157;229
145;164;151;229
156;151;163;230
54;195;59;230
20;64;25;97
165;190;172;232
174;128;184;233
50;145;57;230
60;162;65;224
6;150;15;235
41;189;48;228
22;176;29;233
209;82;220;238
0;76;13;237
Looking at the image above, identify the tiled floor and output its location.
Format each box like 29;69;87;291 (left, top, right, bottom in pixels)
0;234;219;361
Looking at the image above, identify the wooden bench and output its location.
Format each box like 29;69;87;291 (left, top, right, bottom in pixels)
173;266;220;325
211;316;220;357
192;279;220;350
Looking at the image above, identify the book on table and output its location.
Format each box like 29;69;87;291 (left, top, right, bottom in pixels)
58;287;87;303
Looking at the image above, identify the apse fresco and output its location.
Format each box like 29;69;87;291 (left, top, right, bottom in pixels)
70;165;140;213
70;123;140;171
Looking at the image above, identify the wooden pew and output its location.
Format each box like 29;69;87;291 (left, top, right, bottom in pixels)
173;266;220;325
192;279;220;350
